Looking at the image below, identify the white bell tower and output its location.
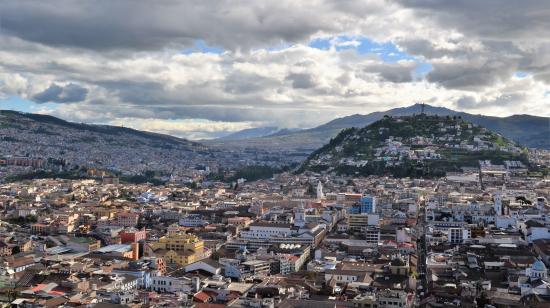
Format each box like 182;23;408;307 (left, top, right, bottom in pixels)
316;181;324;200
294;202;306;228
494;191;502;216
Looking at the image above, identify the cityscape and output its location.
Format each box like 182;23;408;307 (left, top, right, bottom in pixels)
1;1;550;308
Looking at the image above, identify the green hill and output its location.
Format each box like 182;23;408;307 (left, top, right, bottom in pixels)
299;114;529;178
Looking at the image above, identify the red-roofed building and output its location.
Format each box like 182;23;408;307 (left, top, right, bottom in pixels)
120;228;146;243
193;291;212;303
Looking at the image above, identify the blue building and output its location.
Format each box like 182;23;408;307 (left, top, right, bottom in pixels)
349;195;376;214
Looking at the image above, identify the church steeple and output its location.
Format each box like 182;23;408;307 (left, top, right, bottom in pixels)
316;181;324;200
494;191;502;216
294;202;306;228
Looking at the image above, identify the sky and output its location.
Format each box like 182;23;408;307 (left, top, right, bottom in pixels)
0;1;549;140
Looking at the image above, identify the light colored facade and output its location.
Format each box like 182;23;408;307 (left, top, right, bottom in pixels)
150;230;205;266
150;275;192;293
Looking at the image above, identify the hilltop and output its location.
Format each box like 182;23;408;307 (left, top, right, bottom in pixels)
299;114;529;178
0;110;209;180
205;104;550;151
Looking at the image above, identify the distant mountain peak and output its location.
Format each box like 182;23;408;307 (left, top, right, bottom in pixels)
205;104;549;150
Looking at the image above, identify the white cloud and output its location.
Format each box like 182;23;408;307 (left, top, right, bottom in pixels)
0;1;549;139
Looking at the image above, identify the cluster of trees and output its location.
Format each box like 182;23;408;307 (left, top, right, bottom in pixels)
334;160;447;179
5;170;88;182
120;170;166;186
210;163;298;183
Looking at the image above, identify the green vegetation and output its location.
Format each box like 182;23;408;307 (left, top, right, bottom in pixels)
7;215;38;226
120;170;166;186
300;114;529;179
210;163;298;183
5;170;90;182
227;165;278;182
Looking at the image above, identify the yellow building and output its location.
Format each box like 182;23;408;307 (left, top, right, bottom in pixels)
150;226;205;266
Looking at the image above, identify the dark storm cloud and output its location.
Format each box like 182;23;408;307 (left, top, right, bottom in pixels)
33;83;88;103
0;1;345;51
426;59;517;90
456;93;525;110
398;0;550;41
364;62;415;83
224;72;281;94
395;0;550;90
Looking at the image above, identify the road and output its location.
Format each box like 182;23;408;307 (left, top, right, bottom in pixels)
416;200;429;306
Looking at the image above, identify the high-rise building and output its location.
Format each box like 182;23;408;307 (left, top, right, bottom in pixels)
349;194;376;214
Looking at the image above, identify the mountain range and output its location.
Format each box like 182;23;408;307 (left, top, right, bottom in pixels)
206;104;550;150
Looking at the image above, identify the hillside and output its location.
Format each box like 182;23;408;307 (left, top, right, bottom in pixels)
0;110;209;179
204;104;549;151
299;114;529;178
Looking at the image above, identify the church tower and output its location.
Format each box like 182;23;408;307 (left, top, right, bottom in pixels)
494;191;502;216
316;181;324;200
294;202;306;228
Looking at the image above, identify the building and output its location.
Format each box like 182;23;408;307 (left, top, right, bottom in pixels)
227;217;252;229
349;195;376;214
221;258;271;280
120;229;147;244
116;212;140;227
294;203;306;228
150;227;206;266
348;214;379;232
377;289;412;308
150;275;192;293
448;227;470;244
365;227;381;244
31;223;50;235
66;237;101;252
317;181;324;200
228;221;326;251
179;214;209;227
494;191;503;216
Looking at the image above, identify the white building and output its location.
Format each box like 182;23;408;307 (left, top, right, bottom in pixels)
317;181;324;200
150;275;192;293
447;227;470;244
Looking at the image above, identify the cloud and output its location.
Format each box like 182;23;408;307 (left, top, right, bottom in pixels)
106;118;256;140
286;73;317;89
363;61;416;83
0;1;549;139
395;1;550;90
33;83;88;103
0;1;365;51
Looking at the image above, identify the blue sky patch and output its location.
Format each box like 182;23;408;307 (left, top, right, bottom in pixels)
309;36;417;62
182;40;224;55
514;71;529;78
308;36;433;80
0;96;58;113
